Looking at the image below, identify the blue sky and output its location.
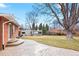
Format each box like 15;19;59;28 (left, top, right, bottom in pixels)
0;3;63;28
0;3;34;26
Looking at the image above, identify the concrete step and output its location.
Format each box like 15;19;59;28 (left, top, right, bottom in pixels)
7;39;18;43
7;39;24;47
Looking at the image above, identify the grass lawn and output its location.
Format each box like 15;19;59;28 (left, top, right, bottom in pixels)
22;35;79;51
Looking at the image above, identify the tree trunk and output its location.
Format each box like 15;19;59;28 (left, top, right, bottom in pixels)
66;30;73;40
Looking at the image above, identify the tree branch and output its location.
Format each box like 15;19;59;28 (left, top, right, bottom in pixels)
47;3;64;27
59;3;65;18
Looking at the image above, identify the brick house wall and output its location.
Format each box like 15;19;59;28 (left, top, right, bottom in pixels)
4;23;8;47
0;17;3;49
12;24;19;38
0;16;19;49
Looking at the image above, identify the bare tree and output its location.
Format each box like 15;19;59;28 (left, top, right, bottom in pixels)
33;3;79;40
25;11;38;35
46;3;79;40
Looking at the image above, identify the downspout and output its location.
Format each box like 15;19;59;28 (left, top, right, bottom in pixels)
2;21;11;50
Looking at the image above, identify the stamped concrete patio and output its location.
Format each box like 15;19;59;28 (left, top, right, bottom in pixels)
0;39;79;56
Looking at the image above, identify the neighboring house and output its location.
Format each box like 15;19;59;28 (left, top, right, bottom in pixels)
32;30;42;35
20;29;42;36
20;29;28;36
73;25;79;36
0;14;20;50
19;26;26;36
48;25;79;36
48;28;66;35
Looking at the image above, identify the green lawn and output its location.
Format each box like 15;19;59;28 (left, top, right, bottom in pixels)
22;35;79;51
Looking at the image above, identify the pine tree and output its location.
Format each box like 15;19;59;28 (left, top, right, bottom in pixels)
46;24;49;31
42;24;46;35
35;25;38;30
39;23;42;30
32;22;35;30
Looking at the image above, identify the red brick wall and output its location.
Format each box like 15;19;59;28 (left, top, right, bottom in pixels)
0;17;3;49
4;23;8;47
1;16;9;48
15;26;19;37
13;24;19;38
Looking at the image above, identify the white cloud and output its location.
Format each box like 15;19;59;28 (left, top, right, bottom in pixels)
0;3;7;8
